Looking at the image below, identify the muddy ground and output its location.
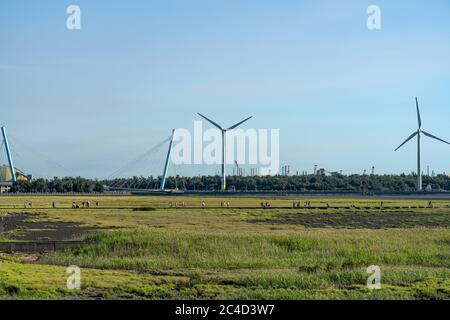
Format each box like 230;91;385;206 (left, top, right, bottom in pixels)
0;213;100;241
251;211;450;229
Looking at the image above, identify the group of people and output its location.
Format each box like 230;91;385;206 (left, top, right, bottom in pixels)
169;201;232;208
200;201;231;207
22;201;99;209
261;202;271;209
71;201;99;209
292;201;312;208
20;199;438;211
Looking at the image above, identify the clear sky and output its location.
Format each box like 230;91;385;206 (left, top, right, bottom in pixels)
1;0;450;178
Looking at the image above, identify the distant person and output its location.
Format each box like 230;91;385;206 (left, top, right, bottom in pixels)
72;202;76;209
201;201;206;207
226;202;230;207
52;202;56;209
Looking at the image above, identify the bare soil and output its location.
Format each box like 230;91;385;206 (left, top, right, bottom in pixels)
0;213;101;241
251;211;450;229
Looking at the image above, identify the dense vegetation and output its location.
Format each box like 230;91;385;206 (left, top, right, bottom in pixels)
106;173;450;193
12;177;104;193
8;173;450;193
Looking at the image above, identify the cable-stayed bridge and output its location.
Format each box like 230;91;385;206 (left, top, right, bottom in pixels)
0;126;182;193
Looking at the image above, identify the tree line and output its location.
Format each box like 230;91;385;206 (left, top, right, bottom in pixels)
104;173;450;193
11;177;104;193
8;174;450;193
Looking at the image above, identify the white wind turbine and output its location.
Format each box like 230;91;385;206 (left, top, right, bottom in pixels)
197;113;252;191
395;97;449;191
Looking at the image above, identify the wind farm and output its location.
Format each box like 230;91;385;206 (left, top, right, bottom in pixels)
1;99;450;301
1;0;450;306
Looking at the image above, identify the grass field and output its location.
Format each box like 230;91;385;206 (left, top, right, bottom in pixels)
1;195;449;299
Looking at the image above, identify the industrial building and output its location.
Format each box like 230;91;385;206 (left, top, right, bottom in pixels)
0;165;30;192
0;127;32;192
0;165;29;182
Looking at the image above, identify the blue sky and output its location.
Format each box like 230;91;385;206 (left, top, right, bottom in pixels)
1;0;450;178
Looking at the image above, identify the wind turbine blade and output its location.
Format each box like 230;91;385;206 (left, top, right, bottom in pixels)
395;131;418;151
197;113;223;130
421;130;450;145
227;116;253;130
416;97;422;128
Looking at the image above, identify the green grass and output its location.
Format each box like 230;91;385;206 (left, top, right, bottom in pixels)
42;229;450;270
0;253;191;299
34;228;450;299
1;195;450;300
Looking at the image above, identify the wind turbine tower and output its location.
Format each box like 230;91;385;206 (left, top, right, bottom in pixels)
197;113;252;191
395;97;449;192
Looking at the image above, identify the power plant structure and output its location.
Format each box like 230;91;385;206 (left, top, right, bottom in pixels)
233;161;244;177
250;168;258;176
197;113;252;191
395;97;450;191
281;165;291;176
